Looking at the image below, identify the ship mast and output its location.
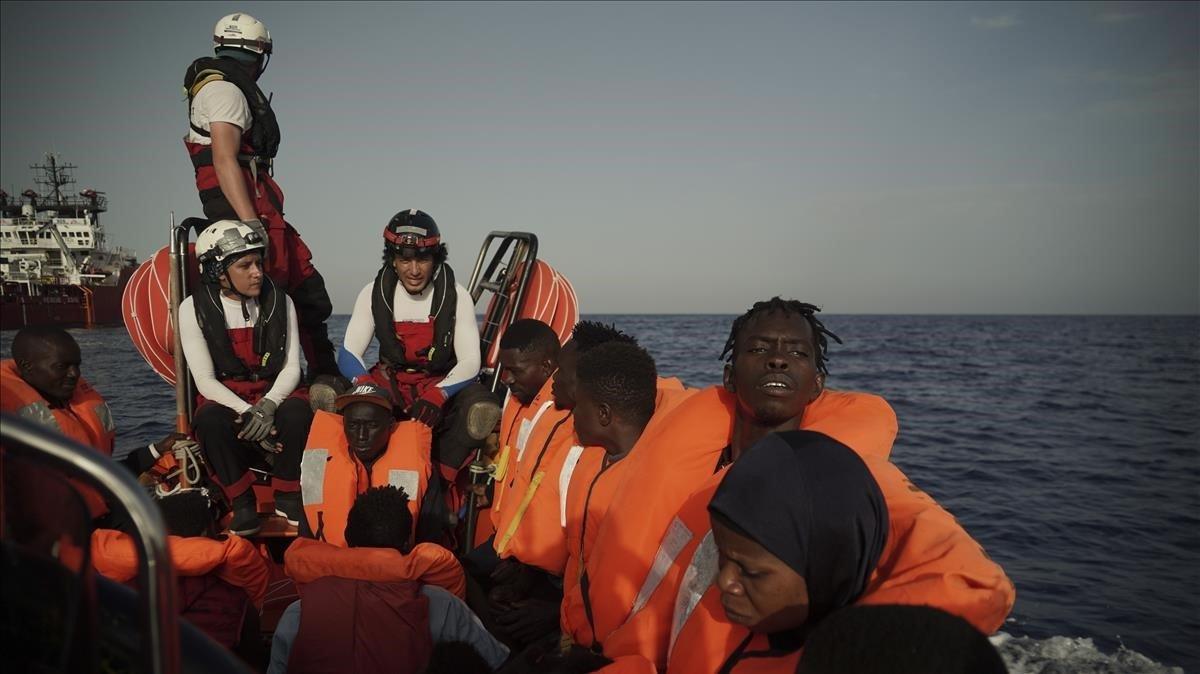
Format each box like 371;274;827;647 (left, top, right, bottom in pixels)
29;153;108;247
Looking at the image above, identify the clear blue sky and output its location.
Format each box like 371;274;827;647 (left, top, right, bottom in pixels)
2;1;1196;314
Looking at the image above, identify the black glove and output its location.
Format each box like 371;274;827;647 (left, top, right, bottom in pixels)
238;398;277;443
408;387;445;428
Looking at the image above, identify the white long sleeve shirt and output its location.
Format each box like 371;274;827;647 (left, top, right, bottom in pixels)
179;291;301;414
339;274;481;394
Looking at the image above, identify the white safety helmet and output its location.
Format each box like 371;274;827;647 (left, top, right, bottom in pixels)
213;12;272;55
196;220;266;283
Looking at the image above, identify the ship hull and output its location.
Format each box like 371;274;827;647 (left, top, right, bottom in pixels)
0;268;134;331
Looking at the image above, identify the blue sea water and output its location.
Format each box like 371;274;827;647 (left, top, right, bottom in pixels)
3;314;1197;672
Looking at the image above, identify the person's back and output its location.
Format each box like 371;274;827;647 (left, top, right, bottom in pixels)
91;490;270;654
275;486;508;674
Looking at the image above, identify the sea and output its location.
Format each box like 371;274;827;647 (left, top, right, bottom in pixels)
2;313;1197;673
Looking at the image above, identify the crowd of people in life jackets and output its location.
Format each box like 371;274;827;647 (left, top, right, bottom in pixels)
1;11;1018;674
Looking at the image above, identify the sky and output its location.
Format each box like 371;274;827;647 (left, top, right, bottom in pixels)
1;1;1196;315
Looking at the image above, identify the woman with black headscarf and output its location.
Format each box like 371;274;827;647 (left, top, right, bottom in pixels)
662;429;888;671
664;430;1014;673
698;430;888;672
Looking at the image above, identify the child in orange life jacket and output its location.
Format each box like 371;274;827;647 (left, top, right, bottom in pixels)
181;221;314;536
299;384;435;544
270;486;509;674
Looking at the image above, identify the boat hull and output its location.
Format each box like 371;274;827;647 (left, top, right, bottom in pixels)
0;270;133;330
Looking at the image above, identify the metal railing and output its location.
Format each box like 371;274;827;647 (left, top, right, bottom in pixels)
1;413;180;674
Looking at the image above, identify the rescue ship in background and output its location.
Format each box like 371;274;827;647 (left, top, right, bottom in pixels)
0;155;138;329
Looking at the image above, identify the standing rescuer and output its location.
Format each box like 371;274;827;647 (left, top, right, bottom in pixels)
183;12;338;379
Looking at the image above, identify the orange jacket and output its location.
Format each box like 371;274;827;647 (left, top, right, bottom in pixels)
284;537;465;599
91;528;271;607
301;410;432;547
490;377;560;524
2;359;116;517
561;381;694;646
489;375;577;572
663;453;1015;674
583;386;897;661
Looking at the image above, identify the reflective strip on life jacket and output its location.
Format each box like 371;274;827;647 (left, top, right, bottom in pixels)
669;531;717;655
301;410;431;547
630;517;693;616
517;400;555;464
558;445;586;528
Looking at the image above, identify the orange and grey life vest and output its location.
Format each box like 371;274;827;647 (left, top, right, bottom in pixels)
300;410;433;547
1;359;115;517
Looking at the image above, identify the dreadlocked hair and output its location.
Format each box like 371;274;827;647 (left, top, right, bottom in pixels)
345;485;413;553
572;320;638;353
720;296;842;375
577;342;658;426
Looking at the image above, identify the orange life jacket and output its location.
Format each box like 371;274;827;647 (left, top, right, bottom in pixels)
301;410;432;547
491;378;577;573
581;386;898;660
662;453;1015;674
561;381;694;646
1;359;116;517
285;539;441;674
91;528;271;606
489;376;560;530
284;536;465;599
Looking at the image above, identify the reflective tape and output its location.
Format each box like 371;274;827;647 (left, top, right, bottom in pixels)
669;530;717;656
18;401;60;430
388;469;420;503
629;517;693;616
558;445;586;527
300;448;330;505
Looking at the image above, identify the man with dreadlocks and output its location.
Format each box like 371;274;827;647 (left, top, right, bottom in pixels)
570;297;900;669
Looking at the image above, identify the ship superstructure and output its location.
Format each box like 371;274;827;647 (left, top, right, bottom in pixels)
0;155;137;328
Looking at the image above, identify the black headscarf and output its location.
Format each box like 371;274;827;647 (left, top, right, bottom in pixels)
708;430;889;640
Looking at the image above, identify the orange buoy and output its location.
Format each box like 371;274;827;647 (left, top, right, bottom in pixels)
483;259;579;369
122;245;198;386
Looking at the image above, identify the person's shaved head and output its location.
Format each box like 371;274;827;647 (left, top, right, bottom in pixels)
11;327;82;405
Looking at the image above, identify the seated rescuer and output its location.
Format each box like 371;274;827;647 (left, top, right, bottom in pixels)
181;220;314;536
1;327;185;522
337;208;498;478
91;489;271;659
300;384;436;545
581;298;900;666
270;486;510;674
665;431;1016;673
795;604;1008;674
